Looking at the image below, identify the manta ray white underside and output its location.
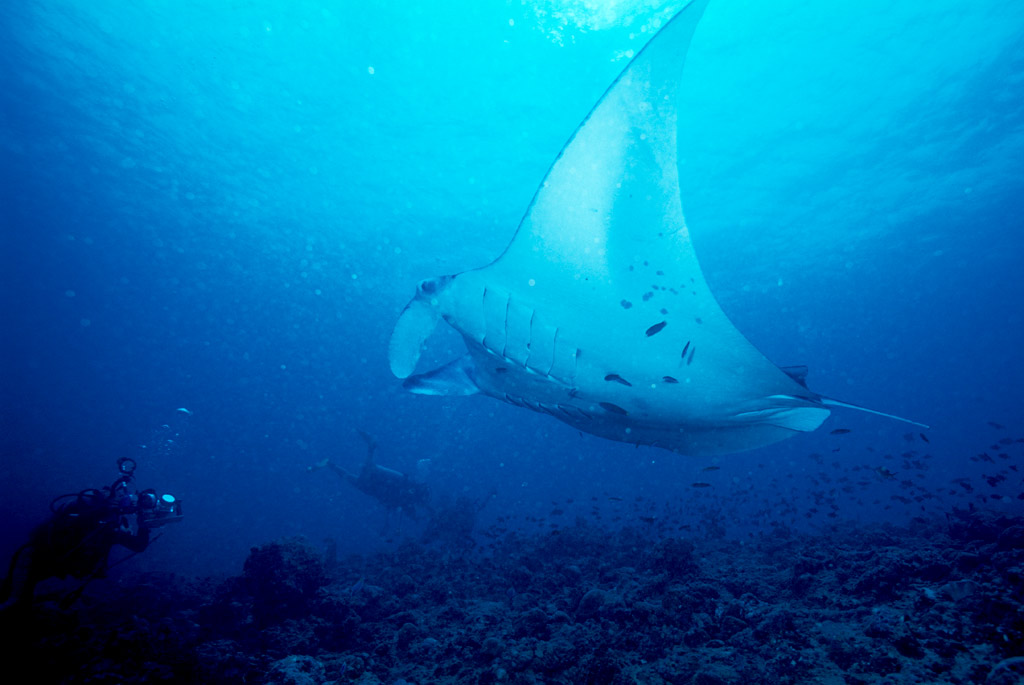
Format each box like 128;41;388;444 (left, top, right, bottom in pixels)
388;0;924;456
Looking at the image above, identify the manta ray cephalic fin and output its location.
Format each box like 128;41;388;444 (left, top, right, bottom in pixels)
389;280;444;379
403;355;480;397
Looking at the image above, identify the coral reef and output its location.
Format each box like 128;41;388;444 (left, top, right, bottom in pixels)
2;508;1022;684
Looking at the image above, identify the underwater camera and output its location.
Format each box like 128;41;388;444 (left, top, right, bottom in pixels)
136;488;184;528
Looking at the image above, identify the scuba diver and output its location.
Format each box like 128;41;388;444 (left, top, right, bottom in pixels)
0;457;183;612
310;431;431;521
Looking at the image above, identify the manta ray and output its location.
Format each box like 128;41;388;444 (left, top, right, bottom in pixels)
388;0;924;456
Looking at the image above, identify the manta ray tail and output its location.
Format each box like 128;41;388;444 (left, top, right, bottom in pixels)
821;397;929;429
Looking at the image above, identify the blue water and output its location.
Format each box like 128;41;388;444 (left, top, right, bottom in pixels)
2;0;1022;577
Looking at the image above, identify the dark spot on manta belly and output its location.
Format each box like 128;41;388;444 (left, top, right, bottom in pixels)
645;321;667;337
599;402;628;416
620;300;633;309
604;374;632;387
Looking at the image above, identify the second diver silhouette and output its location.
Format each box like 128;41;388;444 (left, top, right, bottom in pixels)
310;431;430;533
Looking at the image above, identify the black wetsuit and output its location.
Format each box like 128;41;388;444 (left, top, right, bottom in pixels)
1;491;150;609
328;460;430;515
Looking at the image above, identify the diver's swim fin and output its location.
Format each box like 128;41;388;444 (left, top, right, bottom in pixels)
357;430;378;464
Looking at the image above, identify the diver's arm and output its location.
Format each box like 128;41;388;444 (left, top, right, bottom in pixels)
0;543;36;610
116;524;151;554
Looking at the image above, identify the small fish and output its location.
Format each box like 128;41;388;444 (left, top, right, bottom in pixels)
680;341;691;360
604;374;632;387
662;376;679;384
176;407;192;416
988;421;1005;429
874;467;897;480
599;401;628;416
348;578;365;595
645;321;667;337
686;345;696;366
701;466;720;472
691;482;712;488
608;496;623;502
830;428;851;435
919;432;929;443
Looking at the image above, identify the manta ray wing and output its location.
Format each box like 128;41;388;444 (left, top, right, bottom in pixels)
388;0;921;455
